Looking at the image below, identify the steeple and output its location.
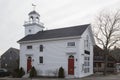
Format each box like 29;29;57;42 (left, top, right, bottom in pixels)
24;6;44;36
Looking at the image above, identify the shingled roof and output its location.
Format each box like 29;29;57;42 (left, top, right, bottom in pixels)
18;24;90;42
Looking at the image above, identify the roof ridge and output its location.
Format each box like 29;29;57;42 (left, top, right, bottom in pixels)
43;24;90;32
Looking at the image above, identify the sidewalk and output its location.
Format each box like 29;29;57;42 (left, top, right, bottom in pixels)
82;73;120;80
1;74;120;80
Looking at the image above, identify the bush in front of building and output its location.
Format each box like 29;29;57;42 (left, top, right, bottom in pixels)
29;66;37;78
58;67;65;78
17;67;25;78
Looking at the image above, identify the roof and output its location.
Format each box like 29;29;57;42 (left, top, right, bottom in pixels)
18;24;90;42
10;47;19;54
28;10;40;16
94;45;104;56
1;47;19;57
110;48;120;62
94;45;116;61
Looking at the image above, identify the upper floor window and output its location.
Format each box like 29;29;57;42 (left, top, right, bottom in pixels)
40;45;43;52
67;42;75;47
86;35;89;47
84;35;90;49
27;45;32;49
30;16;33;20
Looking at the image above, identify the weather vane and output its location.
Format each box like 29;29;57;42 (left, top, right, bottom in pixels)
32;3;36;11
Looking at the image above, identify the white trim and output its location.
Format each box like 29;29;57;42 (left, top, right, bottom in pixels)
25;54;33;56
88;25;95;45
18;36;81;44
66;52;76;55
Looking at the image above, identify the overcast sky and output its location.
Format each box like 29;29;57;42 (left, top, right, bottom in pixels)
0;0;120;55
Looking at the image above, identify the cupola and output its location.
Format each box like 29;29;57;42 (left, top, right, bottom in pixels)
24;8;44;36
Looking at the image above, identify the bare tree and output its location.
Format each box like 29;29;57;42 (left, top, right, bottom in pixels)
93;10;120;75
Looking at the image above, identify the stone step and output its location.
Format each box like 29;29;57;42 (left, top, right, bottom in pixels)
22;73;29;78
66;75;74;78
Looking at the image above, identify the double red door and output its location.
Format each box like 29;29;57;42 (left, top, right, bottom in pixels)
68;56;74;75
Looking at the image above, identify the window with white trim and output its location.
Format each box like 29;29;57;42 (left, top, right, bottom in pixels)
67;42;75;47
27;45;32;49
39;56;43;63
40;45;43;52
84;35;90;49
84;55;90;73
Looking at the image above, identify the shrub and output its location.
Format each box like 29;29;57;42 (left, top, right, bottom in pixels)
29;66;37;78
17;67;25;78
58;67;65;78
12;68;19;77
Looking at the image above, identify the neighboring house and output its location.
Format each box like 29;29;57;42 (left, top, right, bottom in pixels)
0;58;1;68
1;47;19;73
110;47;120;73
93;45;116;73
17;10;95;78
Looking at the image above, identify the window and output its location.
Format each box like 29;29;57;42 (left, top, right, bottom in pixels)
107;63;114;67
86;35;89;47
69;55;74;59
30;16;33;20
39;56;43;63
27;45;32;49
98;63;101;67
84;35;90;49
94;63;96;67
84;56;90;73
40;45;43;52
84;68;89;73
67;42;75;47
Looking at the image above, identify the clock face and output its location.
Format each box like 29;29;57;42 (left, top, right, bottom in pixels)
29;29;31;33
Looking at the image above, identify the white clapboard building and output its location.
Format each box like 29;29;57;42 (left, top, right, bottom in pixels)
18;10;95;78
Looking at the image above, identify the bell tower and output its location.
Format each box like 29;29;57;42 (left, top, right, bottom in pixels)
24;7;44;36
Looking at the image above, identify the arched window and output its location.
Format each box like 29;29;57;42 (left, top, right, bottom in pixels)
36;17;39;23
29;16;33;22
28;56;31;60
69;55;74;59
30;16;33;20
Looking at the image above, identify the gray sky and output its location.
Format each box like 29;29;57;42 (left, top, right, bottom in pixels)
0;0;120;55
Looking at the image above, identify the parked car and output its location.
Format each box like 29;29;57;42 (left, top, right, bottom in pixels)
0;68;10;77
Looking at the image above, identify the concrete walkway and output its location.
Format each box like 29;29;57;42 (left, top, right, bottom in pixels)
1;74;120;80
82;74;120;80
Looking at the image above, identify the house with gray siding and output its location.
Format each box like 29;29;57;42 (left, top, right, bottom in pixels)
1;47;19;73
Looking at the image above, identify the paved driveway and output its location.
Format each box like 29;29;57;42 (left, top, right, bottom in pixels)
1;74;120;80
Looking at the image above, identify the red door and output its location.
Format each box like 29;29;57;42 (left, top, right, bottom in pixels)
27;57;32;72
68;55;74;75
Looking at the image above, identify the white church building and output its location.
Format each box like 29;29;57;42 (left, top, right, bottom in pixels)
18;10;95;78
